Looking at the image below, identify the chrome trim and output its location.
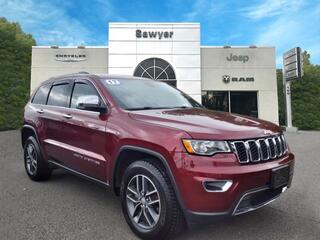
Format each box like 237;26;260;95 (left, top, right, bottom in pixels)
230;134;288;164
278;135;284;155
268;138;277;158
30;76;110;113
264;138;271;160
232;141;250;163
232;186;284;216
258;138;268;161
272;137;279;157
74;78;109;109
48;160;109;186
62;114;72;119
244;141;251;162
44;139;106;161
255;139;262;161
202;180;233;193
245;141;251;162
273;137;281;157
281;135;288;153
248;140;260;162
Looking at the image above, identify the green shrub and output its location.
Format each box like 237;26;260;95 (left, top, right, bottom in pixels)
0;18;36;130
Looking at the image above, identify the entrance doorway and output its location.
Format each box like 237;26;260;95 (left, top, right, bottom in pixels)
202;91;258;118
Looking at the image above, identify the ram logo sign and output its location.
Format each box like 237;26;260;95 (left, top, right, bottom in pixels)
222;75;254;84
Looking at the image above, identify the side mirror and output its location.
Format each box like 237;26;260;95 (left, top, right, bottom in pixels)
76;95;107;114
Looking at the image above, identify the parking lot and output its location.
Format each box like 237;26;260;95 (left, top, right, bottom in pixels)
0;130;319;239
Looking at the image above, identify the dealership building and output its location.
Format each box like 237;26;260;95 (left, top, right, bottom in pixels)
31;23;279;124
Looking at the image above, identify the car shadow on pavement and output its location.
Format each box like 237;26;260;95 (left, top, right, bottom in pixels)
48;168;119;202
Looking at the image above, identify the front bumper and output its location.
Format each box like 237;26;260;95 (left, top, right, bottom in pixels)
184;185;289;225
171;151;295;225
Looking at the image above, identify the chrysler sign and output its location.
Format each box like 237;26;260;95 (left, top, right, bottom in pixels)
136;29;173;40
55;53;87;62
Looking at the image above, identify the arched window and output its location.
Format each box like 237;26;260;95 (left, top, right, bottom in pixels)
133;58;176;87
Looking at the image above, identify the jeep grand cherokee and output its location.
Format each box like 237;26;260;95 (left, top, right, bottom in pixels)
21;73;294;239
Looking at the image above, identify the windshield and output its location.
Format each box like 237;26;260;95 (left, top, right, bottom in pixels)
102;78;202;110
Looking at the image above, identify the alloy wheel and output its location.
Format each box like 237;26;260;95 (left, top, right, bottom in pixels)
25;143;38;176
126;174;161;230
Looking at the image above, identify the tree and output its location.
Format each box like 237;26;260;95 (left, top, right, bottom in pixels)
0;18;36;130
277;51;320;130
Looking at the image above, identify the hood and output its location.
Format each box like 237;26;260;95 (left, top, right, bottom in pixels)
129;108;281;140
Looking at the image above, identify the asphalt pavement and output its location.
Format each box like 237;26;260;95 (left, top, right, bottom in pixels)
0;130;319;239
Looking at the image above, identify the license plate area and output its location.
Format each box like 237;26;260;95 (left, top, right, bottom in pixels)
271;165;290;189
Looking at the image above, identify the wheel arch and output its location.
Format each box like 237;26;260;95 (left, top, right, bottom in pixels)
21;125;39;148
112;145;186;211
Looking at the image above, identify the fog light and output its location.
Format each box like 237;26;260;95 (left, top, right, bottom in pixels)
203;180;233;192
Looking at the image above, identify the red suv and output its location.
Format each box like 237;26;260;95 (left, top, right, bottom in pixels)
22;73;294;239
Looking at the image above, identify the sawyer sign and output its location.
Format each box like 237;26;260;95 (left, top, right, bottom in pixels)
283;47;303;80
136;29;173;40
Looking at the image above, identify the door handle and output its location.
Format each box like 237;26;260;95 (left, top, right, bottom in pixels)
62;114;73;119
37;109;44;114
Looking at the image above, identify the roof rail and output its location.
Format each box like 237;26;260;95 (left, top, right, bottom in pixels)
78;71;90;74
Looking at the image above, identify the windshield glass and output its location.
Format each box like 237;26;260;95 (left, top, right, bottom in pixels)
102;78;202;110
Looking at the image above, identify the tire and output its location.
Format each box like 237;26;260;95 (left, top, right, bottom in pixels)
120;160;184;239
24;136;52;181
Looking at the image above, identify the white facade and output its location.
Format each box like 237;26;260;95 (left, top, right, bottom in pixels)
108;23;201;102
31;22;279;124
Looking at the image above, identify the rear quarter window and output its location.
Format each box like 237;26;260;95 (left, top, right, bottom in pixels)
32;84;51;105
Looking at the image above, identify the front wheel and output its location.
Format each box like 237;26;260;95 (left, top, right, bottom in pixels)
120;160;184;239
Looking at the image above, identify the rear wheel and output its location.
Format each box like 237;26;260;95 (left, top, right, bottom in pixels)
24;136;52;181
120;160;184;239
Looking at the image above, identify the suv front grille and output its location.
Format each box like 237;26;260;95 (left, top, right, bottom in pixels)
230;135;288;164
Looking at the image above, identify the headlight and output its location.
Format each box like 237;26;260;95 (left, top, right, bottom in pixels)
182;139;231;156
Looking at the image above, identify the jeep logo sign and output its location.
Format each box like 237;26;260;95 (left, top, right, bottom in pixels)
136;29;173;40
226;53;249;63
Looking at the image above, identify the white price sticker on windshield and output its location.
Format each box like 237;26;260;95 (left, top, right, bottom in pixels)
105;79;120;85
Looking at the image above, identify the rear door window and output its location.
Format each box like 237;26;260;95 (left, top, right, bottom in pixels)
47;83;72;107
32;84;51;105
